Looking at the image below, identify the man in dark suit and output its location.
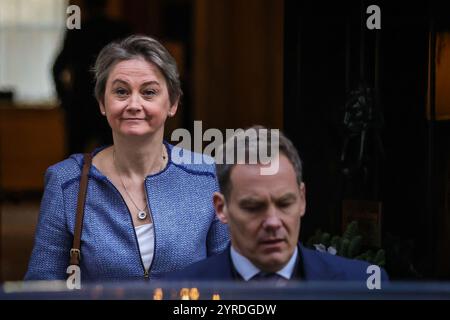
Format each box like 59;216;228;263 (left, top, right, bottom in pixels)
167;126;388;283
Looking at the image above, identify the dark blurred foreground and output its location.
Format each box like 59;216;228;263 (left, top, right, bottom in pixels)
1;280;449;300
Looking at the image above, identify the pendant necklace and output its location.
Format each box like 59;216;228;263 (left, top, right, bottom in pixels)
113;147;167;221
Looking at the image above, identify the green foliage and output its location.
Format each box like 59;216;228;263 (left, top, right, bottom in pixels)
320;233;331;248
348;235;362;258
306;229;323;248
342;221;359;241
330;236;341;252
374;249;386;267
306;221;386;267
339;238;350;257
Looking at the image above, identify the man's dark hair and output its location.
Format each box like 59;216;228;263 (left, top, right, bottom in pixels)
215;125;303;199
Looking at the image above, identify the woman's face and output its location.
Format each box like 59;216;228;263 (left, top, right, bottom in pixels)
100;58;177;138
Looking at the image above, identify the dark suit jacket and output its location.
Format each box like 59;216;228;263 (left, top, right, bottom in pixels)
164;244;389;282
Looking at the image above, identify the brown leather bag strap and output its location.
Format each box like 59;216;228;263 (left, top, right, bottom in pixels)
69;153;93;266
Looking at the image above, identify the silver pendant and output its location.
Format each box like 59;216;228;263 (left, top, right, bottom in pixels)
137;210;147;220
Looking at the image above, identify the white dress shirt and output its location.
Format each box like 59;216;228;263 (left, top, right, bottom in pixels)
230;245;298;281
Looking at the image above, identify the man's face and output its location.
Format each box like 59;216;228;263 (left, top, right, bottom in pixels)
214;155;306;272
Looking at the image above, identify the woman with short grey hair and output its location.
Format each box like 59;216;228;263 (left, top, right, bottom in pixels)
94;35;182;109
25;35;229;281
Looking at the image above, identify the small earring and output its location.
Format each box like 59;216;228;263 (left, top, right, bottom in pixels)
101;111;106;115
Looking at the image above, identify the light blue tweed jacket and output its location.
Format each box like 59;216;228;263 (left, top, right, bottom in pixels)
25;142;229;281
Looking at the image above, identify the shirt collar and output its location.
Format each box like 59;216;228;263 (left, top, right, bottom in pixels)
230;246;298;281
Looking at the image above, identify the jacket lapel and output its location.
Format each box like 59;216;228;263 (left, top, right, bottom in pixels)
207;246;236;281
